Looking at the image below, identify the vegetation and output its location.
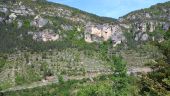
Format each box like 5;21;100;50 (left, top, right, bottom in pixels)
1;56;139;96
0;0;170;96
138;29;170;96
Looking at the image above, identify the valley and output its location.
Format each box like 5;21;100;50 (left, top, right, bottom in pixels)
0;0;170;96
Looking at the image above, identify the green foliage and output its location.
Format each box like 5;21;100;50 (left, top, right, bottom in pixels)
58;75;64;84
0;12;5;17
164;29;170;40
148;27;165;39
139;63;170;96
3;80;78;96
162;77;170;86
158;40;170;63
77;81;113;96
77;57;136;96
23;20;30;28
0;0;17;4
43;69;53;77
1;56;137;96
113;56;127;77
0;22;69;52
112;77;133;96
123;31;136;49
0;58;6;72
0;80;13;91
139;29;170;96
77;76;138;96
1;1;170;96
15;67;42;85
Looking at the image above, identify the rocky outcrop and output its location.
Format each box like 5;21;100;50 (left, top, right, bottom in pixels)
163;23;170;31
112;31;125;47
10;2;35;16
130;21;157;33
17;20;23;28
32;29;59;42
135;33;149;41
119;20;166;42
61;24;73;31
0;17;3;22
31;15;49;28
85;23;125;46
0;0;169;47
0;7;8;13
132;21;170;42
9;13;17;20
117;2;170;43
148;22;155;32
6;13;17;23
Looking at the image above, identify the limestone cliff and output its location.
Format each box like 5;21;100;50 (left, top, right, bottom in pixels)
0;0;169;47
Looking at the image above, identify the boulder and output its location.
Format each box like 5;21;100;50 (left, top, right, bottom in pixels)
163;23;170;31
0;7;8;13
33;29;59;42
31;15;48;28
17;20;23;28
135;32;149;41
141;33;149;41
0;17;3;22
112;31;125;47
135;22;147;32
145;13;151;18
11;5;35;16
61;25;73;30
12;10;22;14
148;22;155;32
9;13;17;20
135;32;142;41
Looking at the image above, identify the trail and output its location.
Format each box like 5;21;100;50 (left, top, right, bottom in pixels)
127;67;152;75
0;79;58;93
0;67;152;93
0;72;111;93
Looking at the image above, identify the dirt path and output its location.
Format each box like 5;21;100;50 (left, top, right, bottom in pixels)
0;72;112;93
11;67;15;86
0;67;152;93
0;79;58;93
127;67;152;75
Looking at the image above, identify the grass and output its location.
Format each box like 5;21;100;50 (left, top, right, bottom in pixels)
0;48;112;91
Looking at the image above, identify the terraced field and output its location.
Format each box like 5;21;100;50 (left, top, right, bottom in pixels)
0;48;112;91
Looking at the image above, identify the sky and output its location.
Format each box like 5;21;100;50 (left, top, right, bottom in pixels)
48;0;169;19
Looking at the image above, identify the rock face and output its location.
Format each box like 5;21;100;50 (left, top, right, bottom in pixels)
112;31;125;47
0;0;169;47
17;20;23;28
163;23;170;31
0;17;3;22
61;25;73;31
132;21;157;33
85;23;125;46
10;3;35;16
31;15;49;28
9;13;17;20
7;13;17;23
117;2;170;44
148;22;156;32
0;7;8;13
141;33;149;41
32;29;59;42
119;20;168;42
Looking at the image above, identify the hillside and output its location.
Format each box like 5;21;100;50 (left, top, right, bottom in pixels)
0;0;170;96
